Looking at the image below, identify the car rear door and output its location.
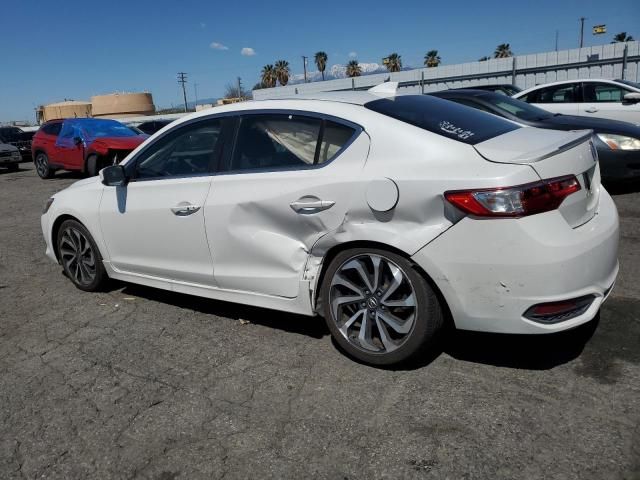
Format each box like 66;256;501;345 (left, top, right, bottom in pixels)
580;81;640;123
523;83;580;116
55;121;85;169
37;122;62;163
205;112;369;298
99;117;226;285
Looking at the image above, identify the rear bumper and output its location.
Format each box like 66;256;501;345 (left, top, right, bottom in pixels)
412;189;619;334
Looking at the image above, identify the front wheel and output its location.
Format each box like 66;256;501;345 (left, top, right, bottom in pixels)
34;152;54;179
56;219;108;291
7;163;19;171
320;248;444;366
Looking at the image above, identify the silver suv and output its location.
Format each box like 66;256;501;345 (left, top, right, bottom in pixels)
0;142;21;171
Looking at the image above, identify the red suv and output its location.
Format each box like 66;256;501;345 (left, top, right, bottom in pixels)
32;118;147;179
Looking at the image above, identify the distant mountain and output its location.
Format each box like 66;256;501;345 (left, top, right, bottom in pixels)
289;62;389;84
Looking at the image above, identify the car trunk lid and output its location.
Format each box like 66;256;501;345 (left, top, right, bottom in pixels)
474;128;599;228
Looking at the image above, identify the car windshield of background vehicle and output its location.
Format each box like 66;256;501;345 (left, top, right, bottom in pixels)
617;79;640;90
491;95;554;121
365;95;519;145
77;120;138;139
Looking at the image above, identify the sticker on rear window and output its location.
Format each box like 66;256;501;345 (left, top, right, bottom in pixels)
439;121;475;140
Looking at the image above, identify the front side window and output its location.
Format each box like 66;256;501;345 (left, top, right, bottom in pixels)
229;114;356;172
133;119;222;180
536;84;578;103
583;83;629;103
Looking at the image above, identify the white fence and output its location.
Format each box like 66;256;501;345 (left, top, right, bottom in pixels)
253;41;639;99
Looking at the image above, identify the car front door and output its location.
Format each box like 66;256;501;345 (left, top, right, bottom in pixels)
580;81;640;123
99;117;227;285
55;121;85;169
206;112;369;298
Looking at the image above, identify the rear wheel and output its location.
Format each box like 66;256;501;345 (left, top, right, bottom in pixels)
35;152;54;179
320;248;444;366
56;219;108;291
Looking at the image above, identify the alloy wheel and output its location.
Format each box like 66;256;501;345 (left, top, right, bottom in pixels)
329;254;417;354
59;227;96;286
35;154;47;177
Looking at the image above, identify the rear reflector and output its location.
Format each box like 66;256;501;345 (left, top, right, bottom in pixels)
445;175;581;218
523;295;595;324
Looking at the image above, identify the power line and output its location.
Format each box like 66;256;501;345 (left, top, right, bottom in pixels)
177;72;188;112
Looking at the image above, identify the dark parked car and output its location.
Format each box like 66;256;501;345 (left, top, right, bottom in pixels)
31;118;148;179
430;89;640;183
450;84;522;96
0;126;34;161
134;119;173;135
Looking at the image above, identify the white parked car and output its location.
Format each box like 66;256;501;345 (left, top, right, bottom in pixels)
514;79;640;124
41;84;619;366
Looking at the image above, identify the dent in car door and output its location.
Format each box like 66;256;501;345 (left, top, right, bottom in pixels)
206;114;369;298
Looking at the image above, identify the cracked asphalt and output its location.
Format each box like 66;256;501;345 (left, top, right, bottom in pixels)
1;163;639;480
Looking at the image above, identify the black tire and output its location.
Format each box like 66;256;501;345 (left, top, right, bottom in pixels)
7;163;19;171
56;219;108;292
86;154;100;177
319;248;444;366
34;152;54;179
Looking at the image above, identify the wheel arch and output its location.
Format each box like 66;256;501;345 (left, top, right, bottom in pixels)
312;240;454;327
51;214;107;264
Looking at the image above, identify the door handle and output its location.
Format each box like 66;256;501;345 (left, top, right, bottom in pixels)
585;107;598;113
290;197;335;214
171;203;201;216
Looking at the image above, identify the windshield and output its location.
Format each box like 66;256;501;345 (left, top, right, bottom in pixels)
616;79;640;90
484;94;554;121
365;95;519;145
77;119;138;138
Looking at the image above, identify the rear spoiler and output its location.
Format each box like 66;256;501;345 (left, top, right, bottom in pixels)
474;129;593;164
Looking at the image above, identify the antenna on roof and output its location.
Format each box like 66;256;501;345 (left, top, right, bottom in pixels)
368;81;398;97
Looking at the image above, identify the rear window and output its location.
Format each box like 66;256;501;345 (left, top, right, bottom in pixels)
364;95;519;145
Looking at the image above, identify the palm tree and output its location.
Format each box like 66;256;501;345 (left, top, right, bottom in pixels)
494;43;513;58
612;32;634;43
346;60;362;77
260;64;276;88
274;60;290;86
478;56;490;61
424;50;441;68
314;51;328;80
384;53;402;72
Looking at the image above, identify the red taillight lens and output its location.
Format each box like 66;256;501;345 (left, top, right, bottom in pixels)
524;295;595;323
444;175;581;218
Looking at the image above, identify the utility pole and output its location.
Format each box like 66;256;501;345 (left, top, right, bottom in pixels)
237;77;243;100
177;72;188;112
555;30;559;51
579;17;585;48
302;55;308;83
193;83;199;106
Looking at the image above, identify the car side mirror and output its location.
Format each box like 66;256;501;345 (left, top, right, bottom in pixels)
73;136;83;146
100;165;128;187
623;92;640;104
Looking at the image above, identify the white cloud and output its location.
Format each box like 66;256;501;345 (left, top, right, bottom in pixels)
348;51;357;58
241;47;256;56
210;42;228;50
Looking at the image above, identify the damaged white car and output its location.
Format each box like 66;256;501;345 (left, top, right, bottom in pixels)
41;83;619;366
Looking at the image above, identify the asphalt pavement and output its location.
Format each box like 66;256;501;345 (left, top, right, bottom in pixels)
1;164;638;479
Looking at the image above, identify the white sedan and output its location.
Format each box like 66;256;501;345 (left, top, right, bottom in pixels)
41;83;619;366
514;78;640;124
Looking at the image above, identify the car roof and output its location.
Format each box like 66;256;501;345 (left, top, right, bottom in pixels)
515;78;634;97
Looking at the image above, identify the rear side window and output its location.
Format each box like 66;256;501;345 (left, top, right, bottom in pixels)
230;114;356;172
41;123;62;136
535;84;578;103
365;95;518;145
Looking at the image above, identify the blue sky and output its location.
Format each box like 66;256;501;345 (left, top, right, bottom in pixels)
1;0;638;122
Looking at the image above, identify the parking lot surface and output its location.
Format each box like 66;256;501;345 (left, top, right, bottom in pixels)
1;164;639;480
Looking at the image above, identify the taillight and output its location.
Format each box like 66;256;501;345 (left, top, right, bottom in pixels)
444;175;581;218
